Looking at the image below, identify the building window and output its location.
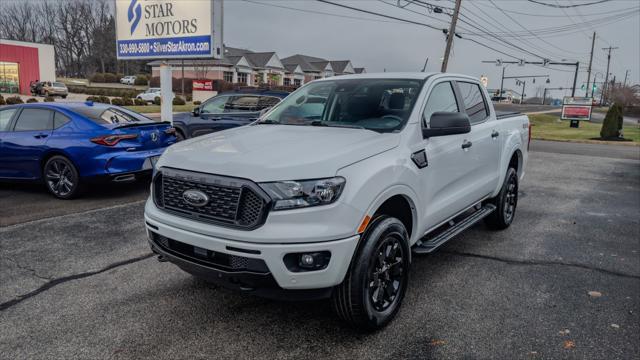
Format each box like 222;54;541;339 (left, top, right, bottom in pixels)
223;71;234;83
237;72;247;84
283;78;291;86
314;75;322;80
0;61;20;93
294;79;301;87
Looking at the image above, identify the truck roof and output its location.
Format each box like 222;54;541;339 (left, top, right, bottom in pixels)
313;72;480;83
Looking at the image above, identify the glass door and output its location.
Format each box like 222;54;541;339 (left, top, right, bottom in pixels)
0;62;20;94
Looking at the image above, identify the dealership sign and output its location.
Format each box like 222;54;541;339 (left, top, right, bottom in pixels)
561;97;593;121
115;0;223;60
192;79;213;91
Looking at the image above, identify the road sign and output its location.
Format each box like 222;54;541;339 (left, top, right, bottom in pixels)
115;0;223;60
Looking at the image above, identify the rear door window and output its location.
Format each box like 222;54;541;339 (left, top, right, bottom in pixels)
54;112;71;129
0;108;18;131
457;82;489;124
13;109;53;131
257;96;281;110
226;96;259;112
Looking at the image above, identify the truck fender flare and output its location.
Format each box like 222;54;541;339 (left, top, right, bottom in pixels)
362;184;420;248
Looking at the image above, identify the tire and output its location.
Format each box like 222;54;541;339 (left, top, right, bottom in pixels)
175;129;186;141
43;155;82;199
484;167;519;230
331;215;410;331
61;95;67;99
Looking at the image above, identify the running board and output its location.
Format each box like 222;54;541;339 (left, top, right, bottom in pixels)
412;204;496;254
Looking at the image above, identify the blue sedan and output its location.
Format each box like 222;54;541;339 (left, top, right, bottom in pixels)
0;102;176;199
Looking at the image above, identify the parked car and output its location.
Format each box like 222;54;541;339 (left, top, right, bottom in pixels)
172;90;289;140
120;76;137;85
30;81;68;98
136;88;162;103
144;73;530;330
0;102;176;198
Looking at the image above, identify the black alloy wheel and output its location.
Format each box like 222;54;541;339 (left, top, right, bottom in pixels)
368;236;405;312
44;156;81;199
332;215;410;330
485;167;519;229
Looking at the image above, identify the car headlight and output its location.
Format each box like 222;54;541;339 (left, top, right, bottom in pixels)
259;177;346;210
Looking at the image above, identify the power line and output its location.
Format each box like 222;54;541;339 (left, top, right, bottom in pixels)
474;3;639;18
527;0;611;8
315;0;442;30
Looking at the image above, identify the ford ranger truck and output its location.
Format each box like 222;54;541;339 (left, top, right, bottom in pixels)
145;73;529;330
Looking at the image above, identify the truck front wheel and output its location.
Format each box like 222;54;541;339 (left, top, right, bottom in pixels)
485;167;519;230
331;216;410;331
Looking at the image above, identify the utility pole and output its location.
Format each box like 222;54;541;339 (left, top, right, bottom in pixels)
500;66;506;99
601;46;617;105
441;0;462;72
521;81;526;104
585;31;596;97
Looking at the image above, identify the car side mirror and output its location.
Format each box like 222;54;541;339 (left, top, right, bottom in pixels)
192;107;200;117
422;112;471;138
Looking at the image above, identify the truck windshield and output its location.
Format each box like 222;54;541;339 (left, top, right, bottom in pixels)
259;78;422;133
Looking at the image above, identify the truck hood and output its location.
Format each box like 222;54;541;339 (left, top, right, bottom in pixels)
158;124;399;181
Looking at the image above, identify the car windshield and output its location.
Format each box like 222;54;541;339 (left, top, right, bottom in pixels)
148;88;160;93
53;82;65;87
259;78;422;133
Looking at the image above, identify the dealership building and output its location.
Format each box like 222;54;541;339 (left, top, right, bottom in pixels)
0;39;56;95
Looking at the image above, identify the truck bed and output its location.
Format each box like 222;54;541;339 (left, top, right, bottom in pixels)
496;111;522;120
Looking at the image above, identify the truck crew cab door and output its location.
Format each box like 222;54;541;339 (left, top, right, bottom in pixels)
418;80;473;230
453;81;500;199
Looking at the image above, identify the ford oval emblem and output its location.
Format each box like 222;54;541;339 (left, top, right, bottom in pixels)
183;189;209;207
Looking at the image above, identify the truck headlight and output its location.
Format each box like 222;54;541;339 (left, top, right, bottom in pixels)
259;177;346;210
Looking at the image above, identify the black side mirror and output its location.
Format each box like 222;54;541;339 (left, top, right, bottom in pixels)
192;107;200;117
422;112;471;138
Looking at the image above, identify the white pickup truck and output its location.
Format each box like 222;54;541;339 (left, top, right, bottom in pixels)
144;73;529;330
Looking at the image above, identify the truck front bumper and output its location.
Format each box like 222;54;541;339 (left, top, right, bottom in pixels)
144;215;360;300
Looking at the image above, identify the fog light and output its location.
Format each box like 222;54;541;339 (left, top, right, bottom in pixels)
284;251;331;272
301;254;315;266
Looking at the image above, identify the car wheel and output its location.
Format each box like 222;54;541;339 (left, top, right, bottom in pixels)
331;215;410;331
43;155;82;199
175;129;186;141
485;167;518;230
61;95;67;99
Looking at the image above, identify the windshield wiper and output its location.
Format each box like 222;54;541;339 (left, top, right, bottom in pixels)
310;121;365;130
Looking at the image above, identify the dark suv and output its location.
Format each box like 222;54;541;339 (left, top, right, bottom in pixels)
172;90;290;140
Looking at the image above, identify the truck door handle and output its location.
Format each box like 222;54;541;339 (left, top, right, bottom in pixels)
34;133;49;139
491;130;499;138
461;140;472;149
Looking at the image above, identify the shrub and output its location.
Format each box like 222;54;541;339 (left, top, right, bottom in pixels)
193;100;201;105
26;98;39;103
103;73;117;83
120;97;134;106
90;73;105;83
153;96;161;105
173;96;186;105
44;96;55;102
0;95;5;105
5;96;24;105
134;74;149;86
134;98;147;106
115;73;124;81
110;98;124;106
186;94;193;102
99;96;110;104
600;103;624;139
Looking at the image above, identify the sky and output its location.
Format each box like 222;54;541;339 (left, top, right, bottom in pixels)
222;0;640;98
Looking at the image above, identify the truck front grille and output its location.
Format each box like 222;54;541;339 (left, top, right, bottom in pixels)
153;168;270;230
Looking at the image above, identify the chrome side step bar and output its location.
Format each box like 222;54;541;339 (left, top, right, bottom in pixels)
412;204;496;254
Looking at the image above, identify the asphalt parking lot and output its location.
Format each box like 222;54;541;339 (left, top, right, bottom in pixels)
1;140;638;359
